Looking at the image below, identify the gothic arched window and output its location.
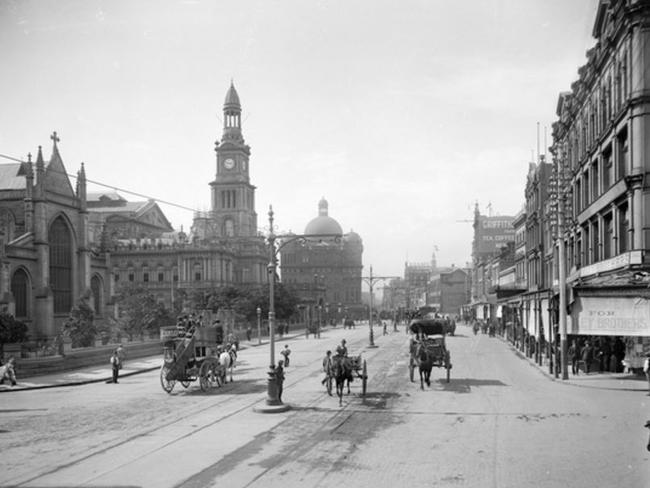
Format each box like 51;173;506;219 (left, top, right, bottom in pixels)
49;217;73;314
11;268;30;318
91;275;102;315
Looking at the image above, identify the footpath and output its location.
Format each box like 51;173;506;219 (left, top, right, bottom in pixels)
504;334;649;394
0;328;317;393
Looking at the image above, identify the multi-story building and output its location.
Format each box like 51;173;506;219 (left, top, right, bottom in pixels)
469;203;515;321
552;0;650;366
404;262;432;309
87;192;173;246
279;198;363;322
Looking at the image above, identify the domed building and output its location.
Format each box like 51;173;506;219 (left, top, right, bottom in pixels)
279;199;363;325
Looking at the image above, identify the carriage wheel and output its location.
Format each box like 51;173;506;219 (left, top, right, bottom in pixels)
362;360;368;397
199;362;211;392
409;358;415;382
160;365;176;394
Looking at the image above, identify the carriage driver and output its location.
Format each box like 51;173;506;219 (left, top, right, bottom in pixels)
336;339;348;357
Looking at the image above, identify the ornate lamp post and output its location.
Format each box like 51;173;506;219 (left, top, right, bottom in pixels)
260;205;341;410
256;306;262;345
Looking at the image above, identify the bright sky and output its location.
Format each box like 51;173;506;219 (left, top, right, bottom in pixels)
0;0;599;279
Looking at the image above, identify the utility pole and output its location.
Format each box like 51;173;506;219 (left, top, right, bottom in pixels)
361;266;399;347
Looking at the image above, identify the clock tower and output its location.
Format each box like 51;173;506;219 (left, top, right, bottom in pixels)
209;82;258;237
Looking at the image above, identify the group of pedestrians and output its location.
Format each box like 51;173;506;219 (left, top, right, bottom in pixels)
567;337;626;375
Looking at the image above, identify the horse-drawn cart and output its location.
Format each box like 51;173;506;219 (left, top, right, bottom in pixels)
409;318;452;386
328;354;368;404
159;325;225;393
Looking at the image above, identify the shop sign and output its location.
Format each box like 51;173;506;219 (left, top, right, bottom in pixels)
571;296;650;336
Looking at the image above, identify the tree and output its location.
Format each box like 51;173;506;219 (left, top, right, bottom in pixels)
0;311;28;355
62;293;96;347
114;284;174;340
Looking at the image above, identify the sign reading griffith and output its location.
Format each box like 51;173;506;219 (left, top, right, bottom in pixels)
572;296;650;336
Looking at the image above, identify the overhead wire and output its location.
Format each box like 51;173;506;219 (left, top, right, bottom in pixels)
0;152;197;213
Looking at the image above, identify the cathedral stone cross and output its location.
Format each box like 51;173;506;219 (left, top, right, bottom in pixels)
50;131;60;144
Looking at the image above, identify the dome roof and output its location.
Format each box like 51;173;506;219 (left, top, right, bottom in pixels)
304;198;343;236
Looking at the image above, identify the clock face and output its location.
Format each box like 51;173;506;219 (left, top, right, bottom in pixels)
224;158;235;170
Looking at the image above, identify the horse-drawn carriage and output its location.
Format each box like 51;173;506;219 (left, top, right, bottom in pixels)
409;318;452;388
159;325;234;393
326;353;368;405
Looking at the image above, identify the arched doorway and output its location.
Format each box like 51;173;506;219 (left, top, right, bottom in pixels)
49;216;73;314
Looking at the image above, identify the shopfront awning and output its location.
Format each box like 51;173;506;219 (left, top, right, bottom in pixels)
570;296;650;336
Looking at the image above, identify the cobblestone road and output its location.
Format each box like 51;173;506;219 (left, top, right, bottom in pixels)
1;323;648;487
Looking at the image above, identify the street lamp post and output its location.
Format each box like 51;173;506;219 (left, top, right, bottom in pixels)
256;306;262;345
260;205;341;410
317;304;322;338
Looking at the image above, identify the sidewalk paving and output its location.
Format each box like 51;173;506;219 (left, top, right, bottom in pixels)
506;338;649;393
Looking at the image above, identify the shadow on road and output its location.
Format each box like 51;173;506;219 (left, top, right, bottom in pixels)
361;391;400;410
180;378;268;396
434;378;508;394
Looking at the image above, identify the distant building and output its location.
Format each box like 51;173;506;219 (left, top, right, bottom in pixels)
279;198;363;322
87;192;173;246
469;203;515;320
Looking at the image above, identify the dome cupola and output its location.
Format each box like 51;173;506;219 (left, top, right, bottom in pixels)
304;197;343;236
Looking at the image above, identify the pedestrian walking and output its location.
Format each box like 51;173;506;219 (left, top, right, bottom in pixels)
246;326;252;342
281;344;291;367
110;350;121;383
383;320;387;336
321;350;332;385
643;352;650;396
276;360;285;402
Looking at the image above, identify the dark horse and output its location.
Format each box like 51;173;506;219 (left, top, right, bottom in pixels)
332;356;353;406
414;342;434;389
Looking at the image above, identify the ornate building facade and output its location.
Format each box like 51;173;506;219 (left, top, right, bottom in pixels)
108;83;267;305
279;198;363;320
552;0;650;361
0;134;110;340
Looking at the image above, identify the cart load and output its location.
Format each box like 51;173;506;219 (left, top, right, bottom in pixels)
409;318;450;336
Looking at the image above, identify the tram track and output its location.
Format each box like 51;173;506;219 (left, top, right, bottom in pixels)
13;330;379;487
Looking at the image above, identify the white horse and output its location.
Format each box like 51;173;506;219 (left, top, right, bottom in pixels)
0;358;17;386
218;350;235;384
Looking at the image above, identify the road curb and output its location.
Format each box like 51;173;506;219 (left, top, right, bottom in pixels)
0;365;161;393
1;327;334;393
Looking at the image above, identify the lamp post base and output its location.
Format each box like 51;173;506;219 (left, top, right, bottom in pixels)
368;328;378;348
254;367;292;413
